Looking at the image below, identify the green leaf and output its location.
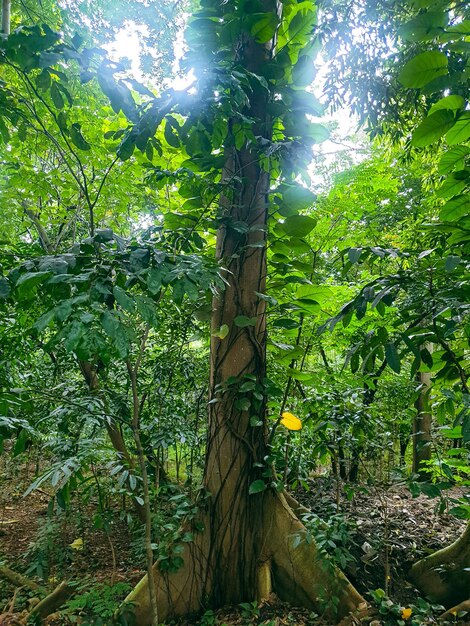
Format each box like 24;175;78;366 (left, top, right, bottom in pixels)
186;129;211;157
286;368;313;381
70;123;91;150
234;315;257;327
446;20;470;35
147;268;162;295
101;311;129;359
438;146;470;174
348;248;362;264
248;479;266;495
385;342;401;373
428;95;465;116
63;320;85;352
57;110;68;131
135;295;157;325
0;277;10;299
251;13;279;43
439;195;470;221
164;118;180;148
273;318;300;330
411;110;455;147
280;215;316;237
445;255;461;272
33;309;55;333
117;134;135;160
113;286;135;312
50;82;64;109
398;11;447;42
280;183;316;212
37;69;51;91
15;271;51;299
292;55;315;86
445;112;470;145
436;176;467;199
398;51;448;88
308;123;330;143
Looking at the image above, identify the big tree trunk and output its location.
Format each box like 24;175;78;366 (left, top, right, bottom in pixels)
123;1;364;623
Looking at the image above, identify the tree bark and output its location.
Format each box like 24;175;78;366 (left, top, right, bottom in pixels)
409;521;470;607
2;0;10;35
412;369;432;479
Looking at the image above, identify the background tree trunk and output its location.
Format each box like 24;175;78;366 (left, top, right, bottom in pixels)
412;368;432;479
2;0;10;35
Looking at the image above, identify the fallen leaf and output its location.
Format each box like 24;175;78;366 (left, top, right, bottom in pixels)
69;537;83;550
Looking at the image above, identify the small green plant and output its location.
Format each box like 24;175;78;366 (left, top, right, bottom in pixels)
370;589;445;625
299;511;357;570
199;609;217;625
64;581;133;625
24;511;69;581
239;600;260;622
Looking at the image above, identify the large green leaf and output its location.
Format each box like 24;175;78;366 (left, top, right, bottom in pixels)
15;271;51;299
398;11;447;42
186;129;211;157
248;479;266;495
439;194;470;221
385;342;401;373
292;55;315;86
113;286;135;312
411;110;455;147
70;123;91;150
398;51;448;88
250;13;279;43
438;146;470;174
436;176;467;199
0;277;10;299
308;123;330;143
428;95;465;116
280;183;316;212
280;214;316;237
445;112;470;145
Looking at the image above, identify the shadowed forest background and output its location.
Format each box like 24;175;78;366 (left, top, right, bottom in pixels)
0;0;469;624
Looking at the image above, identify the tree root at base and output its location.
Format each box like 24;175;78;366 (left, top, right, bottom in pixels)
409;522;470;607
123;492;365;625
441;599;470;621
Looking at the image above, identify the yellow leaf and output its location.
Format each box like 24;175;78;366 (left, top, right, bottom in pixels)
69;537;83;551
401;607;412;620
280;412;302;431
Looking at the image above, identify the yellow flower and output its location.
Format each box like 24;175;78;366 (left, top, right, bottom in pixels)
280;412;302;431
401;607;412;620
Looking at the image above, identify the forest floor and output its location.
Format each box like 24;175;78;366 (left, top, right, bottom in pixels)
0;471;468;625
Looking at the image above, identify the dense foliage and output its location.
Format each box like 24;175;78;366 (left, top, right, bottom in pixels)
0;0;468;623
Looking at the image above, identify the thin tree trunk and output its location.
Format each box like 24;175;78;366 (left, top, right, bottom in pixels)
79;361;147;523
412;369;432;479
2;0;10;35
